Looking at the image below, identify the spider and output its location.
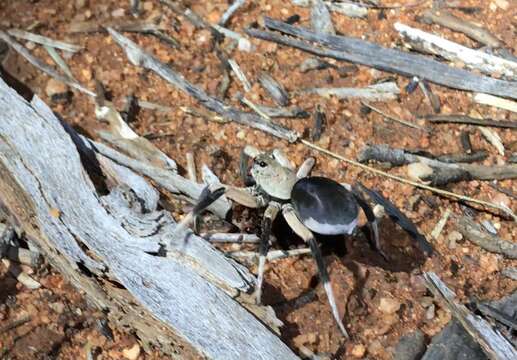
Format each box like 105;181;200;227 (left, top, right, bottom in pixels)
178;145;431;338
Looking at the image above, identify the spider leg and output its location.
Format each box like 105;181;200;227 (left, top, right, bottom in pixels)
282;204;350;338
351;185;387;261
255;201;281;304
296;157;316;179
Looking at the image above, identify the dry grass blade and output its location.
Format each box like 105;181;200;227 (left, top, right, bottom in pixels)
7;29;82;52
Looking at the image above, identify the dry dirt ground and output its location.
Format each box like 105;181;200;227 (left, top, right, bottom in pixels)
0;0;516;359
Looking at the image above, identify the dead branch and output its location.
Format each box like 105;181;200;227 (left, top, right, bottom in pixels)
246;18;517;100
424;272;517;360
0;78;298;359
419;10;501;48
456;216;517;259
358;144;517;183
395;23;517;80
424;114;517;129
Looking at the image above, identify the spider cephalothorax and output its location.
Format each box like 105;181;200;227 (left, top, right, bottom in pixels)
179;145;431;338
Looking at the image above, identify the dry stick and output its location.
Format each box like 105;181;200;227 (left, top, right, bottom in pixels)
186;152;197;183
394;22;517;79
424;114;517;129
361;101;428;131
302;82;400;101
246;18;517;100
357;144;517;181
474;93;517;114
456;216;517;259
300;139;516;221
424;272;517;360
0;31;95;97
68;20;163;34
419;9;501;47
7;29;82;52
107;28;298;142
219;0;247;26
43;45;76;81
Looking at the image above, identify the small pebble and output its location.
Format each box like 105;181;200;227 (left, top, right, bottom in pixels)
122;343;141;360
351;344;366;358
111;8;125;17
379;297;401;314
425;303;436;320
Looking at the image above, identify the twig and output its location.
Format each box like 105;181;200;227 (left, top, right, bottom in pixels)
430;208;451;240
68;20;163;34
253;105;309;119
229;248;311;261
240;96;272;121
395;22;517;79
302;82;400;101
456;216;517;259
476;303;517;332
361;102;428;131
424;114;517;129
219;0;247;26
301;140;516;221
424;272;517;360
258;72;289;106
474;93;517;114
479;127;505;156
417;79;441;113
7;29;82;52
108;28;298;142
201;233;261;243
134;99;173;112
358;144;517;181
228;59;252;92
186;152;197;183
292;0;368;19
419;9;501;47
211;24;253;52
43;45;76;80
0;31;94;96
246;18;517;100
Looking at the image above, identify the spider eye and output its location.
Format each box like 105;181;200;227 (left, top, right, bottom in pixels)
258;161;267;168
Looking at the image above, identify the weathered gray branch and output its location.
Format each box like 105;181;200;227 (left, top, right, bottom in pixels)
0;77;299;359
246;18;517;100
424;272;517;360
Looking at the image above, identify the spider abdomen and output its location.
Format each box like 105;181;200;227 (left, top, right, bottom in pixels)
291;177;359;235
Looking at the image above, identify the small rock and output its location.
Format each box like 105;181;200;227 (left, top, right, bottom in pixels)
393;330;426;360
75;0;87;9
425;304;435;320
142;1;154;11
25;41;36;50
479;254;499;273
122;343;141;360
111;8;125;17
45;79;71;103
49;302;65;314
351;344;366;358
494;0;509;10
379;297;401;314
